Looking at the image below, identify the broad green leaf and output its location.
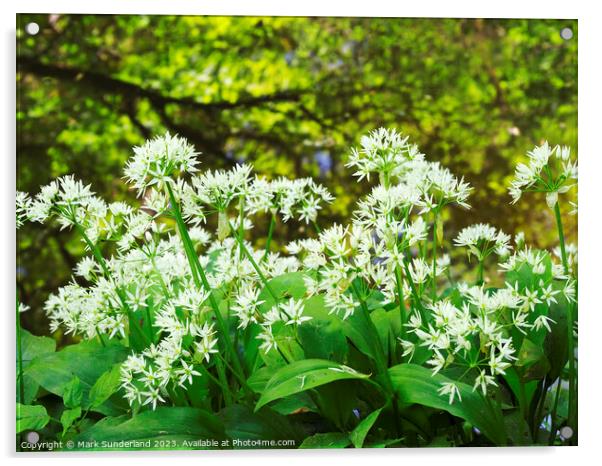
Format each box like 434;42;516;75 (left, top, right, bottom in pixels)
248;365;279;393
258;272;307;310
271;392;317;415
17;329;56;404
299;432;351;449
389;364;506;445
25;340;128;415
17;403;50;433
60;407;82;436
503;409;532;446
73;407;227;450
350;407;382;448
503;367;538;411
544;298;569;382
220;404;304;446
255;359;370;411
371;308;401;362
340;304;380;363
298;295;348;362
516;337;550;381
63;376;83;409
87;363;122;409
18;329;56;365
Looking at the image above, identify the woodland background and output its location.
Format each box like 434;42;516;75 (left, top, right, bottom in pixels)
16;15;578;337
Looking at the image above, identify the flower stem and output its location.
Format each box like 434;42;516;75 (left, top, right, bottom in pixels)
72;222;149;347
477;259;484;285
548;379;562;445
553;200;577;439
394;264;406;341
238;196;245;260
228;221;281;306
165;184;249;402
262;213;276;261
16;293;24;405
431;211;439;299
402;259;426;318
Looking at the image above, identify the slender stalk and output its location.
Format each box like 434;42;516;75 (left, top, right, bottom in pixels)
165;184;250;401
72;222;149;346
394;264;406;342
431;210;438;299
238;196;245;260
553;201;576;437
145;307;155;343
518;381;528;421
228;221;281;306
350;280;402;435
548;379;562;445
402;259;426;318
349;281;389;381
477;258;484;285
262;213;276;261
96;327;107;347
16;295;24;405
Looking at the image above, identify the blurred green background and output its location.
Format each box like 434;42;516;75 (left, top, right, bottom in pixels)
16;15;577;337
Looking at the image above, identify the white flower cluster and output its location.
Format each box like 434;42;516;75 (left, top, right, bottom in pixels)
508;141;578;206
346;127;425;181
16;191;32;229
124;132;200;195
404;297;516;389
454;223;511;260
120;321;216;410
246;176;334;224
179;165;333;229
18;130;577;413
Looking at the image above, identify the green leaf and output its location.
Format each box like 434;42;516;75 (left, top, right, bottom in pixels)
503;409;532;446
544;298;569;382
73;407;226;450
389;364;506;445
60;407;82;436
63;376;83;409
516;337;550;382
17;403;50;433
87;363;122;409
350;407;382;448
25;340;128;415
298;295;348;362
299;432;351;449
255;359;370;411
504;367;538;410
220;404;304;447
17;329;56;404
340;304;380;363
258;272;307;309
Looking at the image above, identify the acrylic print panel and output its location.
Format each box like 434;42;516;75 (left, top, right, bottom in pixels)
16;14;577;451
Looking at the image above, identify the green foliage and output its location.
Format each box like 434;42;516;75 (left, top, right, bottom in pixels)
299;432;351;449
389;364;506;445
349;407;383;448
16;15;577;336
17;403;50;433
17;329;55;404
255;359;371;411
15;15;577;450
86;364;123;409
73;408;227;450
25;340;129;415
